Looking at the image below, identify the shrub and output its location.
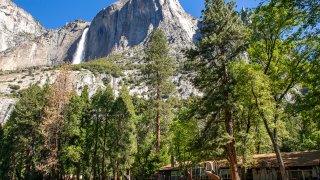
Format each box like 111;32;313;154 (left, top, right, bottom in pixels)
9;84;21;90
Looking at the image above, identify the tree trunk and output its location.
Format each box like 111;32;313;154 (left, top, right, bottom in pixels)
93;114;99;180
225;107;240;180
187;168;192;180
262;118;288;180
156;88;161;153
222;66;240;180
156;109;161;153
241;112;251;180
252;86;288;180
102;117;108;180
127;169;131;180
76;163;81;180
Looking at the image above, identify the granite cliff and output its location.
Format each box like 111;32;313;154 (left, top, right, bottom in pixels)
0;0;201;123
0;20;90;71
84;0;198;60
0;0;45;52
0;0;199;70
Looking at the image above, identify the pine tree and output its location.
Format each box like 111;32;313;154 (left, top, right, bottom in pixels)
0;85;48;179
144;29;174;153
90;88;104;179
109;87;137;179
187;0;248;179
61;89;89;180
101;86;115;179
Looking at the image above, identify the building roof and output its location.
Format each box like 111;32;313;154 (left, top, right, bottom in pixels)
159;151;320;171
159;161;192;171
250;150;320;168
211;151;320;168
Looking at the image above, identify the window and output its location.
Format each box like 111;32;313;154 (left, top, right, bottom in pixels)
220;169;231;180
302;170;313;180
171;171;180;180
288;170;313;180
247;169;253;180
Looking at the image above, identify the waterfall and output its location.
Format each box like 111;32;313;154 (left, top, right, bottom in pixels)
72;27;89;64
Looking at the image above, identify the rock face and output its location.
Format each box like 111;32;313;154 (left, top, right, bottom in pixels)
0;0;89;71
0;66;199;123
0;0;199;70
84;0;199;60
0;20;90;71
0;0;45;52
0;0;201;123
0;97;16;124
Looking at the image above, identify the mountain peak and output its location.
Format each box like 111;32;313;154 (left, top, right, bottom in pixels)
0;0;199;71
84;0;198;60
0;0;45;52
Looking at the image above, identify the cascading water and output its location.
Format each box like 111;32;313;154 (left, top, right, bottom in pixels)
72;27;89;64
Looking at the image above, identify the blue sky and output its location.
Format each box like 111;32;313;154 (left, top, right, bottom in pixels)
13;0;260;29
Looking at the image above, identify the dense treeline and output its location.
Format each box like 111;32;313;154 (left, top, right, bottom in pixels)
0;0;319;179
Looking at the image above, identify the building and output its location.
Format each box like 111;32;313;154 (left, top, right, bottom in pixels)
158;151;320;180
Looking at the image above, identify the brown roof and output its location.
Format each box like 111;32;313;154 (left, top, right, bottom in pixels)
217;150;320;168
159;165;179;171
159;151;320;171
159;162;192;171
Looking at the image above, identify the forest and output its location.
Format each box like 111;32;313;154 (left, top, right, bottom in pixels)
0;0;319;179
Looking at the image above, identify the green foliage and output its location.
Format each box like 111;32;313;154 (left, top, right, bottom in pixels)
144;29;174;94
0;85;48;179
170;107;198;164
302;131;320;150
186;2;249;178
70;56;122;77
241;1;319;178
8;84;20;90
60;90;88;175
0;0;319;179
142;29;175;169
109;87;137;177
248;0;316;151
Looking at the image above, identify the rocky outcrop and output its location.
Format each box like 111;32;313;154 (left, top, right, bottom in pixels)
0;97;17;124
0;0;45;52
0;20;90;71
84;0;199;60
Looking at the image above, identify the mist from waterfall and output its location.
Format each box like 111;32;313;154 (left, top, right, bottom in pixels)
72;27;89;64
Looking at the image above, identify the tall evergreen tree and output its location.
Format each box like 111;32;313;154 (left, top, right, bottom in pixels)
0;85;48;179
90;88;105;179
187;0;248;179
61;89;89;180
109;87;137;179
101;86;115;179
144;29;174;153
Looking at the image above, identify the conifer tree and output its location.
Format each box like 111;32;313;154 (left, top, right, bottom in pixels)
61;89;89;180
90;88;104;179
144;29;174;153
109;87;137;179
101;86;115;179
0;85;48;179
187;0;248;179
